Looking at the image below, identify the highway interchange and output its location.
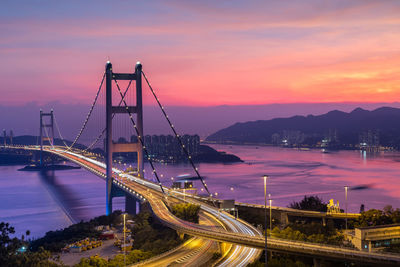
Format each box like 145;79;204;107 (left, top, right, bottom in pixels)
11;145;400;266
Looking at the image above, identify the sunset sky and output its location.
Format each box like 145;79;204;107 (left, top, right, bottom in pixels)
1;0;400;106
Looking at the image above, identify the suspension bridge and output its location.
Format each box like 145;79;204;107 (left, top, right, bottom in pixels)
6;61;400;266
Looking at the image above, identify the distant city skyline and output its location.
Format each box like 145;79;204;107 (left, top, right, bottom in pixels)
1;1;399;106
1;101;400;140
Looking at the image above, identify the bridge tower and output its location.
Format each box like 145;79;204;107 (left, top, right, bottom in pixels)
105;61;144;215
2;129;5;147
9;130;13;146
39;110;54;166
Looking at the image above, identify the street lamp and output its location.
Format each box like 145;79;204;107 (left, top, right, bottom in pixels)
344;186;349;230
263;175;268;266
268;193;272;234
123;213;127;266
231;187;238;219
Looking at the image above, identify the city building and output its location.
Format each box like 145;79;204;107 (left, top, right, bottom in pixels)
347;224;400;252
132;134;200;162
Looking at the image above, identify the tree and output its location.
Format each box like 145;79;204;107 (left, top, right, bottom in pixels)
0;222;60;266
289;196;327;212
171;203;200;223
0;222;21;265
354;206;400;227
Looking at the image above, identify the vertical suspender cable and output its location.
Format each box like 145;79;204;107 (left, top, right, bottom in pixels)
113;79;165;194
142;71;212;197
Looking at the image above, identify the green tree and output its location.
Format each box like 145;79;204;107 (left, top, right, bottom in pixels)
171;203;200;223
0;222;22;265
289;195;327;212
0;222;61;266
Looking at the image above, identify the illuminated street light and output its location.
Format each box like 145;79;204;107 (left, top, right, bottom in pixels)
268;194;272;234
344;186;349;230
263;175;268;266
123;213;127;266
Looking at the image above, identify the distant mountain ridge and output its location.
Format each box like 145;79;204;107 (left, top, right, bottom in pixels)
205;107;400;149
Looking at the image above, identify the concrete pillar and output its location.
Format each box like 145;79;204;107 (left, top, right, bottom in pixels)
135;62;144;178
313;258;321;267
280;212;289;226
125;194;138;215
105;61;113;216
39;111;43;166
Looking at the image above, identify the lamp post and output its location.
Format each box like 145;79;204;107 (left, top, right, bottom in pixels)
123;213;127;266
263;175;268;266
268;193;272;234
344;186;349;230
231;187;238;219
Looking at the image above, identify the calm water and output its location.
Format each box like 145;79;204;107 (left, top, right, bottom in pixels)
1;145;400;238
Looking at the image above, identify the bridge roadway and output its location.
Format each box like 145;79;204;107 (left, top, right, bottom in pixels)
236;202;360;220
14;146;400;266
20;146;261;266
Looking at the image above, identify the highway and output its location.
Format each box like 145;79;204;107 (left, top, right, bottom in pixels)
38;146;262;266
12;145;400;266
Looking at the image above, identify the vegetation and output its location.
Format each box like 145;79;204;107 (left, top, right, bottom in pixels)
75;211;182;266
171;203;200;223
289;195;327;212
353;205;400;227
131;211;182;255
30;211;124;252
269;224;345;246
0;222;62;266
75;250;152;267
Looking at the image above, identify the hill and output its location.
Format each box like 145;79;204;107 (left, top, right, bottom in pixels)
205;107;400;149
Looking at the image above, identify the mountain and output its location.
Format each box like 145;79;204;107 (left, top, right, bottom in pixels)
205;107;400;149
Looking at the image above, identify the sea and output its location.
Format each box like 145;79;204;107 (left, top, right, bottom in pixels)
1;144;400;239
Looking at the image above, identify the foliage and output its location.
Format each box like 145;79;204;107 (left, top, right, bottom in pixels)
75;250;152;267
75;211;182;266
289;195;327;212
270;222;345;246
131;211;182;255
0;222;21;264
30;211;123;252
353;205;400;227
0;222;62;266
171;203;200;223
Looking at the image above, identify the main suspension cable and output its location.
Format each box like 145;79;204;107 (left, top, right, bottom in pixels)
83;79;133;152
142;70;212;197
113;79;165;194
68;72;106;150
53;112;70;148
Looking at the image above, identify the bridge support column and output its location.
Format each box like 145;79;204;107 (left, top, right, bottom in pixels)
39;110;54;166
313;258;321;267
322;217;326;226
125;194;139;215
105;62;113;216
105;61;144;216
280;212;289;226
